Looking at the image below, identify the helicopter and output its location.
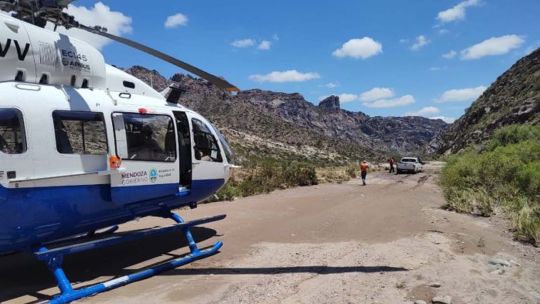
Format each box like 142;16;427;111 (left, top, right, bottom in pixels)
0;1;240;303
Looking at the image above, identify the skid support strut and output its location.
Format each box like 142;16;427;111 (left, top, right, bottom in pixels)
34;213;225;304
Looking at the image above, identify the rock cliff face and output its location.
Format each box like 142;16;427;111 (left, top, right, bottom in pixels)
233;89;446;154
436;48;540;154
318;96;341;112
125;67;448;163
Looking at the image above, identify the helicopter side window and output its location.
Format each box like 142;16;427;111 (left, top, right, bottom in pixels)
121;113;176;162
0;108;27;154
192;118;222;162
53;111;108;155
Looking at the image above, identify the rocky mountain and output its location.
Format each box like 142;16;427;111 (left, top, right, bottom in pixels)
124;67;448;163
124;66;171;92
233;90;447;154
436;48;540;154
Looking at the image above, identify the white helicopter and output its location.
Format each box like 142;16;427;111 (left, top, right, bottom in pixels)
0;1;239;303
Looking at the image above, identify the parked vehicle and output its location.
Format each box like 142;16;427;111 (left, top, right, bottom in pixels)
396;157;423;174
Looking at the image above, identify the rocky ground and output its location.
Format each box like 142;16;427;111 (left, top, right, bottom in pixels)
1;162;539;304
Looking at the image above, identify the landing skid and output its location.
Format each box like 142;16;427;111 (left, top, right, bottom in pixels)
34;213;226;304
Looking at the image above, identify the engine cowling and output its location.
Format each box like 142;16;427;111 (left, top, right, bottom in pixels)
0;12;106;88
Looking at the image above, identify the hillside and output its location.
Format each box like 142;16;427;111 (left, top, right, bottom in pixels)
125;66;447;163
436;48;540;154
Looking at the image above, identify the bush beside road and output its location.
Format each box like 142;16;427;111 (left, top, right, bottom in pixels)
440;125;540;245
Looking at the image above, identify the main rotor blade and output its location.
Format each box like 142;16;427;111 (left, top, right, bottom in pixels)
78;24;240;92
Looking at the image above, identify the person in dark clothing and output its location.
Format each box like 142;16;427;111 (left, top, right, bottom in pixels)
389;157;395;173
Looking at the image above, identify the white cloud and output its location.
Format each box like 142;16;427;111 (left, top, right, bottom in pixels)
232;38;275;50
325;82;339;89
359;87;395;102
461;35;525;60
272;34;280;41
399;38;409;44
363;95;415;108
442;50;457;59
337;93;359;103
405;106;440;116
431;116;456;123
437;86;487;102
249;70;320;83
437;0;481;23
257;40;272;50
411;35;430;51
333;37;382;59
231;39;256;48
51;2;132;50
164;13;188;29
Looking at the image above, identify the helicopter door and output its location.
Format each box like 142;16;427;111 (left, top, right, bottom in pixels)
189;116;227;189
110;112;179;204
173;111;192;188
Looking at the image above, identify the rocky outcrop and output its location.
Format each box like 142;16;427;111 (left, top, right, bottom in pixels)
436;48;540;154
318;96;340;112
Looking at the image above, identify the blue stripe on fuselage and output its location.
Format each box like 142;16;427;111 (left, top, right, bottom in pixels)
0;179;224;254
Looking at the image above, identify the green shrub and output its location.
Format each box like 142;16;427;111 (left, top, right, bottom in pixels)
211;157;319;201
517;162;540;195
441;124;540;244
214;182;240;201
512;198;540;244
346;164;358;178
282;161;318;186
486;124;540;151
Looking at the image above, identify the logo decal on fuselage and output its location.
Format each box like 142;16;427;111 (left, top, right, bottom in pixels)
60;48;90;71
149;169;158;183
121;170;148;185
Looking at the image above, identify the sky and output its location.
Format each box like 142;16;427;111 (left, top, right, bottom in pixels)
57;0;539;122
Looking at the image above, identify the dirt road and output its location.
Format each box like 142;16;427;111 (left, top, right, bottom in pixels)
2;162;539;303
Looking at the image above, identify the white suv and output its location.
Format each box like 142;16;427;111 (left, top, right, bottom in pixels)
396;157;423;174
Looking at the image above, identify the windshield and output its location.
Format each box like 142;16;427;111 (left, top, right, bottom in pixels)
211;123;235;164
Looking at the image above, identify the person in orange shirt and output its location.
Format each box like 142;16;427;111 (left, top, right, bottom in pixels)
360;160;369;186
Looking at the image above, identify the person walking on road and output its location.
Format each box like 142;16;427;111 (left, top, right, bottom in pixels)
389;157;395;173
360;160;369;186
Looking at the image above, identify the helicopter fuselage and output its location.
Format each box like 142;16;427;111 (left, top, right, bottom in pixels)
0;13;233;254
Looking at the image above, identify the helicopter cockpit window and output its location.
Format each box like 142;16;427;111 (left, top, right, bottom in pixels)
210;123;235;164
192;118;222;162
53;111;108;155
0;108;27;154
121;113;176;162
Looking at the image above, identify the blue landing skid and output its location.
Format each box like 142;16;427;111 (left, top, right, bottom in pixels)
34;213;226;304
